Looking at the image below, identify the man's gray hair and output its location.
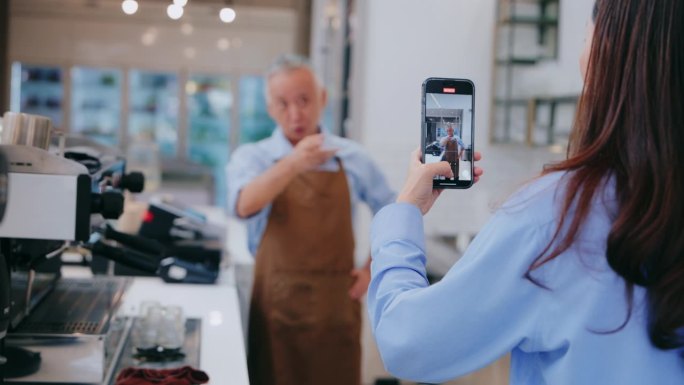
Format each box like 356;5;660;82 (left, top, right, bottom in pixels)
264;54;324;100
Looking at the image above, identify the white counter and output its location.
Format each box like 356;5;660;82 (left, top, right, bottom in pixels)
117;270;249;385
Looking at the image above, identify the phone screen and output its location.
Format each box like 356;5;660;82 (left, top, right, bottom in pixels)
422;78;475;189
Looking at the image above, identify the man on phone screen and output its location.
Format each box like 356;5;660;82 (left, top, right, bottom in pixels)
439;124;465;180
226;54;395;385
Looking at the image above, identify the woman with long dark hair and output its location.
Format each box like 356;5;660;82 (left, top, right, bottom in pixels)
367;1;684;384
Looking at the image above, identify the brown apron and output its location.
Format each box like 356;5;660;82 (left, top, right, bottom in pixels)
247;158;360;385
443;139;460;179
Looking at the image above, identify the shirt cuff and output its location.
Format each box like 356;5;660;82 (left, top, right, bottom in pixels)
371;202;425;257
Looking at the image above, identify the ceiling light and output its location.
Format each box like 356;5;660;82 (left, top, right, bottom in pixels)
217;38;230;51
174;0;188;6
167;4;184;20
219;7;237;23
122;0;138;15
181;23;194;35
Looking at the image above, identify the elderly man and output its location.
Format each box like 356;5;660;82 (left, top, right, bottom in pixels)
226;54;395;385
439;124;465;181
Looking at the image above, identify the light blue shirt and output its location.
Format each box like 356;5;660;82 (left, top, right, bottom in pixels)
439;135;466;151
227;127;396;255
368;172;684;385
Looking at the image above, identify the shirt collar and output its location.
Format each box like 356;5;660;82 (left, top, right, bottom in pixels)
266;126;331;161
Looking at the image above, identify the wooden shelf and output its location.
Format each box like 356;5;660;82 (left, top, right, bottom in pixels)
499;16;559;26
496;57;542;65
492;0;563;145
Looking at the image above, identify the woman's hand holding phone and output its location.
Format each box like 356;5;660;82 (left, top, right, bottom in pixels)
397;148;483;215
422;78;475;188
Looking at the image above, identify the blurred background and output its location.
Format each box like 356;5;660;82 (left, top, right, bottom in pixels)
0;1;595;383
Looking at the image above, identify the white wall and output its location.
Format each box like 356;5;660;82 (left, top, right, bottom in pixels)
309;0;348;134
348;4;593;381
353;0;498;237
351;0;594;240
514;0;595;97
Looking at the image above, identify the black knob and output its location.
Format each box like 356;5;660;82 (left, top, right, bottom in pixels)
0;149;8;223
91;191;124;219
1;253;11;339
120;172;145;193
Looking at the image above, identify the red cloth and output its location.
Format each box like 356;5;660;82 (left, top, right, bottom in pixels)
115;366;209;385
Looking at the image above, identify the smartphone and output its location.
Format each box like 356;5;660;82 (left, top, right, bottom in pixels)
421;78;475;189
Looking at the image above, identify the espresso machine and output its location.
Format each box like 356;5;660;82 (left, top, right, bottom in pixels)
0;112;138;384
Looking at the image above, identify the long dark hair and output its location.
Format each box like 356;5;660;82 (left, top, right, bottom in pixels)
528;0;684;351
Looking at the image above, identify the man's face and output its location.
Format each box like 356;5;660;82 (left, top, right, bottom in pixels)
266;68;327;145
447;126;454;136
